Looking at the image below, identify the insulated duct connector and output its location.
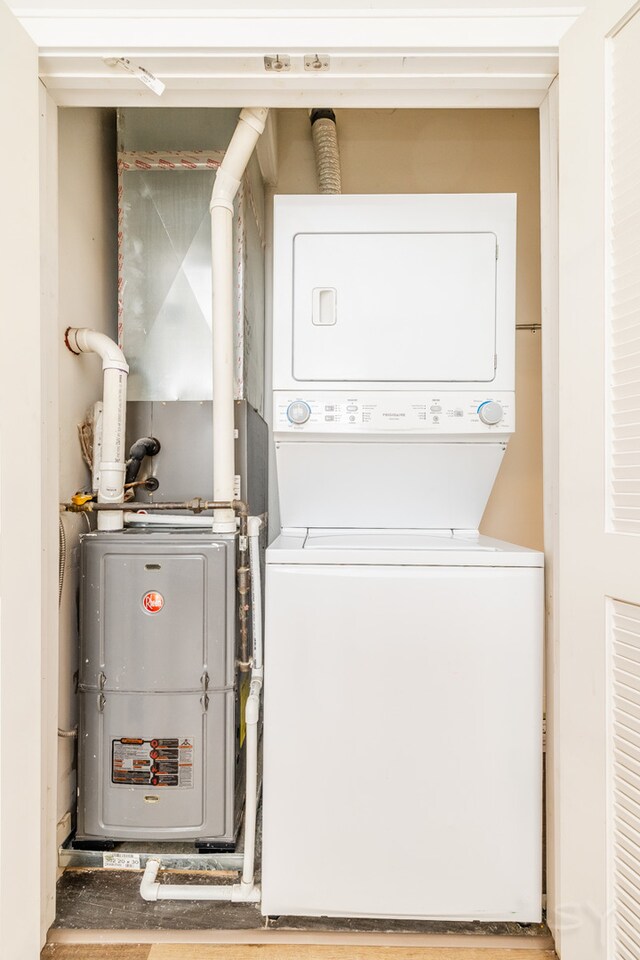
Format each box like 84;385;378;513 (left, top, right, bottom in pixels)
310;108;342;195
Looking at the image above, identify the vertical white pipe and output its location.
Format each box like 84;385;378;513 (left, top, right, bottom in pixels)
97;367;127;531
210;108;268;533
242;515;263;891
248;516;263;673
241;679;261;890
65;327;128;531
211;207;236;531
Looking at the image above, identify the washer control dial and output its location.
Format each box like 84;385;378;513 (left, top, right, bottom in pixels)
287;400;311;425
477;400;504;425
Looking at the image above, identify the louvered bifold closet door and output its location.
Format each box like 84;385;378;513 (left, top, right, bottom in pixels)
610;12;640;534
612;599;640;960
558;1;640;958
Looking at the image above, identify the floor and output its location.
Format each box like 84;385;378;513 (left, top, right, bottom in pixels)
53;871;551;939
43;948;557;960
50;843;555;957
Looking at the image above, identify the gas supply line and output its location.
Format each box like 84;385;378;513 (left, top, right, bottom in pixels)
62;497;249;516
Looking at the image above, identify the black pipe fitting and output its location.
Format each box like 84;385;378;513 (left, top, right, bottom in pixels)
125;436;161;485
310;108;336;125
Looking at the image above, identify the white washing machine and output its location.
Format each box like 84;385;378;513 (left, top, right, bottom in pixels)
262;195;543;921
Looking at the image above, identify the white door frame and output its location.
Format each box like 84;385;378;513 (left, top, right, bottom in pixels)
0;6;51;960
539;75;560;942
4;5;571;951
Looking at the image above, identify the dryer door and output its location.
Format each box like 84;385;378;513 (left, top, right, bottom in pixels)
293;231;497;382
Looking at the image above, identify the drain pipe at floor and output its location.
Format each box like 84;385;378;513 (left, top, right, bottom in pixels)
140;516;264;903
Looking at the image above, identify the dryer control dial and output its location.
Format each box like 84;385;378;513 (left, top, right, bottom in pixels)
477;400;504;425
287;400;311;425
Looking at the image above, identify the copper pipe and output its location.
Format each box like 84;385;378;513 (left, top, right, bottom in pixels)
63;499;248;516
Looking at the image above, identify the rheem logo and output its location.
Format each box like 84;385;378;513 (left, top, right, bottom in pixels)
142;591;164;614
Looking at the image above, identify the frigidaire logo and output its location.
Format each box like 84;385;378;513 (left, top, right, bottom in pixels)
142;591;164;614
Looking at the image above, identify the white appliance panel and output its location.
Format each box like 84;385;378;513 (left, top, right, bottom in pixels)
268;529;543;566
305;529;492;550
275;440;506;529
292;232;497;383
262;558;543;920
273;390;514;435
273;194;516;393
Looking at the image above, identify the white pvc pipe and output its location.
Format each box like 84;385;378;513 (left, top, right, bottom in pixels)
210;207;235;533
210;107;268;533
241;678;261;892
241;515;263;892
140;858;260;902
65;327;128;531
139;515;264;904
248;516;263;674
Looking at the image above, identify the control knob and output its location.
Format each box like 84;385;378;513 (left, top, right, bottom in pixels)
287;400;311;425
477;400;504;426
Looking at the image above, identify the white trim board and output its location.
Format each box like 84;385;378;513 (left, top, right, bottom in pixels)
40;52;559;109
42;88;556;109
538;76;560;948
46;928;557;949
15;11;580;51
13;8;578;107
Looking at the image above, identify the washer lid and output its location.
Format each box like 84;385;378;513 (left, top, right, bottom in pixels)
267;528;544;567
304;528;497;551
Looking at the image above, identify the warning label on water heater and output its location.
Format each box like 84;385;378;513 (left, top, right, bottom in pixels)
111;737;194;788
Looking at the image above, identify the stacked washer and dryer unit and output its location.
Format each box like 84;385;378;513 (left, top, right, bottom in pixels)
262;194;544;920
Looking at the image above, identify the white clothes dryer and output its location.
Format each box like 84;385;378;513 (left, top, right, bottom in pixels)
262;195;543;922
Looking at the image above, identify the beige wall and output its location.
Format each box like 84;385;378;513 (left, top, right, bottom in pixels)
57;107;118;824
275;108;543;549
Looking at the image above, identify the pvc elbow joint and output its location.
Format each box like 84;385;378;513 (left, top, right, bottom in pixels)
232;883;261;903
245;695;260;726
209;108;268;212
139;859;161;901
239;107;268;135
247;516;262;538
210;168;240;212
65;327;129;374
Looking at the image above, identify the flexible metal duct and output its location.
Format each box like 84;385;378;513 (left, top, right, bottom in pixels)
310;108;342;194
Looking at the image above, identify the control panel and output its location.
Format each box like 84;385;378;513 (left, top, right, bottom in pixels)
274;391;514;434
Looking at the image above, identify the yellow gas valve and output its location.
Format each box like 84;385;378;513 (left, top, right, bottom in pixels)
71;492;95;506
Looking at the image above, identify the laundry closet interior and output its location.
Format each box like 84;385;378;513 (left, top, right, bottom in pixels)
48;96;551;942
